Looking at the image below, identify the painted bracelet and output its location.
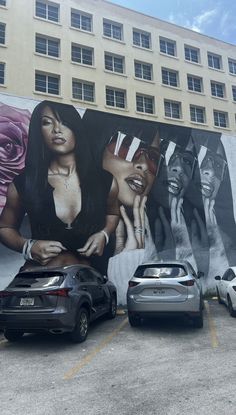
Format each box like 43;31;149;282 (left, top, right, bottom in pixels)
101;230;109;245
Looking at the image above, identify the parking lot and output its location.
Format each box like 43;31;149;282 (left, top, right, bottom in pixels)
1;298;236;415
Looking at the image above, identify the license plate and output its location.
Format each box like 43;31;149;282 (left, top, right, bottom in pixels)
153;290;166;295
20;297;35;306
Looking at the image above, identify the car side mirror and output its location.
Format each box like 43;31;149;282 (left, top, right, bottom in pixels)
215;276;221;281
197;271;204;279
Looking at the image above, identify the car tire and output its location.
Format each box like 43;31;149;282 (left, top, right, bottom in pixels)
217;288;223;304
227;295;236;317
128;312;141;327
70;307;89;343
108;294;117;319
192;307;203;329
4;329;24;342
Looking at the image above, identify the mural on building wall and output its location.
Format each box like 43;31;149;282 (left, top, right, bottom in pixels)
0;96;236;304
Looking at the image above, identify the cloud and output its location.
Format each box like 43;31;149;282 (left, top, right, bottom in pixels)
168;8;219;34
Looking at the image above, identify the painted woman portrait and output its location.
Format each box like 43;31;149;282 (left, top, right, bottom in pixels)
0;101;119;273
83;109;161;304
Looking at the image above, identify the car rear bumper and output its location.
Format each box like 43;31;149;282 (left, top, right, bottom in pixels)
0;310;75;333
127;296;200;315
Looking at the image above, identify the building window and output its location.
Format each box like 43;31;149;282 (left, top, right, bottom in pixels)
71;9;92;32
133;29;151;49
106;87;126;108
136;94;154;114
0;0;6;6
232;86;236;101
162;68;178;87
134;61;152;81
103;19;123;41
159;37;176;56
190;105;205;123
72;79;94;102
164;100;181;119
35;34;60;57
105;53;124;74
71;44;93;66
184;46;200;63
35;72;60;95
0;62;5;84
211;81;225;98
187;75;203;93
229;59;236;75
0;23;5;45
214;111;228;128
35;1;59;22
208;52;222;70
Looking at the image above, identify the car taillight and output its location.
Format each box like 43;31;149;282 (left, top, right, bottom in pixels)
128;281;140;288
0;291;14;298
179;280;195;286
45;288;71;297
233;287;236;292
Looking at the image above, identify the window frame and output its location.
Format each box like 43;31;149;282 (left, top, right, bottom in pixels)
164;100;181;119
103;19;123;42
187;74;203;93
134;60;153;81
106;87;126;109
72;78;95;102
70;8;92;32
229;58;236;75
190;105;206;124
213;110;228;128
35;34;60;58
232;86;236;102
184;45;200;64
0;62;5;84
211;81;225;99
0;22;5;45
133;28;151;49
35;71;60;95
136;94;154;114
208;52;222;70
35;0;60;23
159;37;176;57
104;52;124;74
71;43;94;66
0;0;6;6
162;68;178;87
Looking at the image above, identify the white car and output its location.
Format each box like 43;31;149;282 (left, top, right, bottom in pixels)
215;267;236;317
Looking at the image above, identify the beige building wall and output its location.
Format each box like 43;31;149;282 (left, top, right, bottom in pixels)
1;0;236;133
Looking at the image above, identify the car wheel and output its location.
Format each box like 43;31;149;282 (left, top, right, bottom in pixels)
4;329;24;342
217;288;223;304
192;308;203;329
128;312;141;327
70;307;89;343
227;296;236;317
108;294;117;319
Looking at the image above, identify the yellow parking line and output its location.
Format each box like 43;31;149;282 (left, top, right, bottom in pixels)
63;317;128;380
204;300;219;348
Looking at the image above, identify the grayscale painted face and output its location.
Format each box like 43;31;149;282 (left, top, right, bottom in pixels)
103;135;159;207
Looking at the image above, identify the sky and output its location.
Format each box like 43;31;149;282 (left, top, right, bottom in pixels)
108;0;236;45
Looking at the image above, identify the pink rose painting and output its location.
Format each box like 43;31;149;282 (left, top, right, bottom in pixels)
0;102;31;211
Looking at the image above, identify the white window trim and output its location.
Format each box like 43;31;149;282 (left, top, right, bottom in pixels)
132;28;152;50
35;70;60;96
34;0;61;25
136;93;155;115
70;8;93;33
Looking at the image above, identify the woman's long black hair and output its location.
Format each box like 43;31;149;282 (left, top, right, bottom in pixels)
24;100;96;215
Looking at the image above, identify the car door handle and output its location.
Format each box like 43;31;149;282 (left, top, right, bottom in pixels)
82;287;87;291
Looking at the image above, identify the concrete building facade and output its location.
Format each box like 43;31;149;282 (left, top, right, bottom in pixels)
1;0;236;133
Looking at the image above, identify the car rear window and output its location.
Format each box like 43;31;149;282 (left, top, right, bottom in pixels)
8;272;65;288
134;265;187;278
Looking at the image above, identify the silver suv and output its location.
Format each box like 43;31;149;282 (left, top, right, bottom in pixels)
127;260;203;328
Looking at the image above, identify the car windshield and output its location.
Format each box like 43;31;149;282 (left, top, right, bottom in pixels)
134;265;187;278
8;272;65;289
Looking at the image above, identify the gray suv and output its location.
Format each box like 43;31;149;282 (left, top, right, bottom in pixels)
127;260;203;328
0;264;117;343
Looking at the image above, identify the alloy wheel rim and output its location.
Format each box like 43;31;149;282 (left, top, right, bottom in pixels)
80;313;88;337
